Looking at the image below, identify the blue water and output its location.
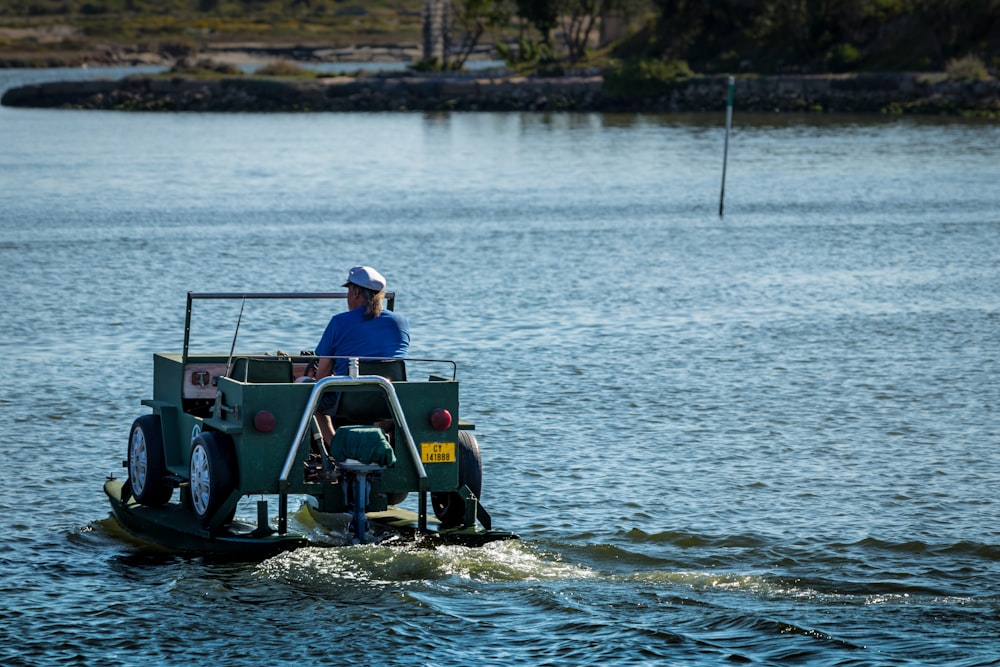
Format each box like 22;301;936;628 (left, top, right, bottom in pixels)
1;67;998;666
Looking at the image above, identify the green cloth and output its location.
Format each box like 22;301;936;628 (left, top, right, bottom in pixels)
329;425;396;467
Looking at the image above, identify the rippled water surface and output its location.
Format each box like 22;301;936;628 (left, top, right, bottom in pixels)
1;68;998;666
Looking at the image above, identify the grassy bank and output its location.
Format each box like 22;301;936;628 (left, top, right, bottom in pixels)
0;0;429;67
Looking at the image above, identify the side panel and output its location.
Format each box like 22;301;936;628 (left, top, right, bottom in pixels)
152;353;185;407
210;378;315;494
152;353;232;474
379;380;461;494
151;354;187;471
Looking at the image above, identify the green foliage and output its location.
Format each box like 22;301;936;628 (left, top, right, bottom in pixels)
646;0;999;74
79;2;109;14
2;0;997;76
169;56;241;75
496;36;557;72
825;43;862;73
409;57;467;72
515;0;557;43
447;0;515;69
1;1;427;45
602;55;691;98
409;57;441;72
945;54;991;81
254;59;309;76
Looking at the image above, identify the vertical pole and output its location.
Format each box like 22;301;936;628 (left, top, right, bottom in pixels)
278;492;287;535
418;490;428;532
422;0;448;66
719;76;735;218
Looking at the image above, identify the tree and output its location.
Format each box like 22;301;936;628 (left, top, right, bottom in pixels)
557;0;648;63
516;0;559;45
450;0;516;68
559;0;603;63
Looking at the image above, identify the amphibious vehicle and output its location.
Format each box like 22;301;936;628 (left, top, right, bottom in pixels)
105;291;515;557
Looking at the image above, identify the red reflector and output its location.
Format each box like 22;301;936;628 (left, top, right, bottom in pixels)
253;410;276;433
429;408;452;431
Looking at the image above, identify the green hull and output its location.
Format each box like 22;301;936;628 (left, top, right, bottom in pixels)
104;479;308;558
104;479;517;557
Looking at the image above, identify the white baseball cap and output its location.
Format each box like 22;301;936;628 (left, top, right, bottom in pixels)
343;266;386;292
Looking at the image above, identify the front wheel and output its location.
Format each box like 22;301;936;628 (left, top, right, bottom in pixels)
431;430;483;527
128;415;172;506
189;432;237;526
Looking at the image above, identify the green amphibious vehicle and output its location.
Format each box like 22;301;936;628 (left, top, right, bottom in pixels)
105;292;516;557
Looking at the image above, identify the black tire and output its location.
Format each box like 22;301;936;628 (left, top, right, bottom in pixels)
432;430;483;527
188;431;238;526
127;415;173;506
385;491;408;506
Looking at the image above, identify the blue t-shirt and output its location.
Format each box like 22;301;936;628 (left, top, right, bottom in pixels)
316;305;410;375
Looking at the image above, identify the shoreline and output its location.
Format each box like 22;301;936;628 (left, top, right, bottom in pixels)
2;69;998;116
0;42;481;69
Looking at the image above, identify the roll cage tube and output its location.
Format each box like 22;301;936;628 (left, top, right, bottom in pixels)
278;373;428;492
182;291;396;364
275;371;430;535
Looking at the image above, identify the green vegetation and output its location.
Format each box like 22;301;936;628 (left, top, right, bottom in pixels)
495;37;560;75
945;53;992;82
168;56;241;76
0;0;426;66
253;59;309;76
603;55;692;99
627;0;998;75
0;0;996;78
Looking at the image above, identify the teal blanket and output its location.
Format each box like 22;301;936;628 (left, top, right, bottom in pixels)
329;425;396;467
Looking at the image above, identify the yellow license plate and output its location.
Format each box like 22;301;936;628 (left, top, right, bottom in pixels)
421;441;455;463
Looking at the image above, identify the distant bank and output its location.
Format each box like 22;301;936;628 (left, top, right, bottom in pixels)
3;71;998;116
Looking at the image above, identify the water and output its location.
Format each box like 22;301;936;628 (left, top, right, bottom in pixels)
1;67;998;666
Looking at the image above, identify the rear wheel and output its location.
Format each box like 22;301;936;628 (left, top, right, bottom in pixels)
432;430;483;527
385;491;408;506
189;431;237;526
128;415;172;506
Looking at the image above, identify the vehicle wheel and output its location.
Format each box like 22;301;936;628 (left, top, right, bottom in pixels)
128;415;173;506
385;491;408;506
432;430;483;527
189;431;238;526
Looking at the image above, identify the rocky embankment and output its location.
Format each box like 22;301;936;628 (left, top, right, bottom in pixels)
2;70;998;115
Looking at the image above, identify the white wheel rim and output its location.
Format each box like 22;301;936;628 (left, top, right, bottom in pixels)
129;427;148;495
190;443;211;516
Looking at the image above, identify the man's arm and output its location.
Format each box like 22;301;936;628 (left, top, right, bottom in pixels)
316;357;334;379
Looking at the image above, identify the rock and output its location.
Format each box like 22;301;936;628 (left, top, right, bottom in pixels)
2;71;997;115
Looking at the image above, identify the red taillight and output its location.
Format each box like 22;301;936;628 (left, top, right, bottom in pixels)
253;410;276;433
429;408;452;431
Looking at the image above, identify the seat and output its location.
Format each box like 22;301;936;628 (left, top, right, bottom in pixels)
229;357;293;383
335;359;407;425
358;359;407;382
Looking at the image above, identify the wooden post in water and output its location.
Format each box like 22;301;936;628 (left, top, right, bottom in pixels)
719;76;735;218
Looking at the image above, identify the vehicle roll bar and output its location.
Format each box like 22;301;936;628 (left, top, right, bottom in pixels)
278;374;427;492
183;291;395;362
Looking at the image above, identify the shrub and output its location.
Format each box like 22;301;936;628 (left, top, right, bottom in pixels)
945;54;990;81
254;60;308;76
79;2;107;15
169;57;241;76
825;43;862;73
603;56;692;99
496;38;557;74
